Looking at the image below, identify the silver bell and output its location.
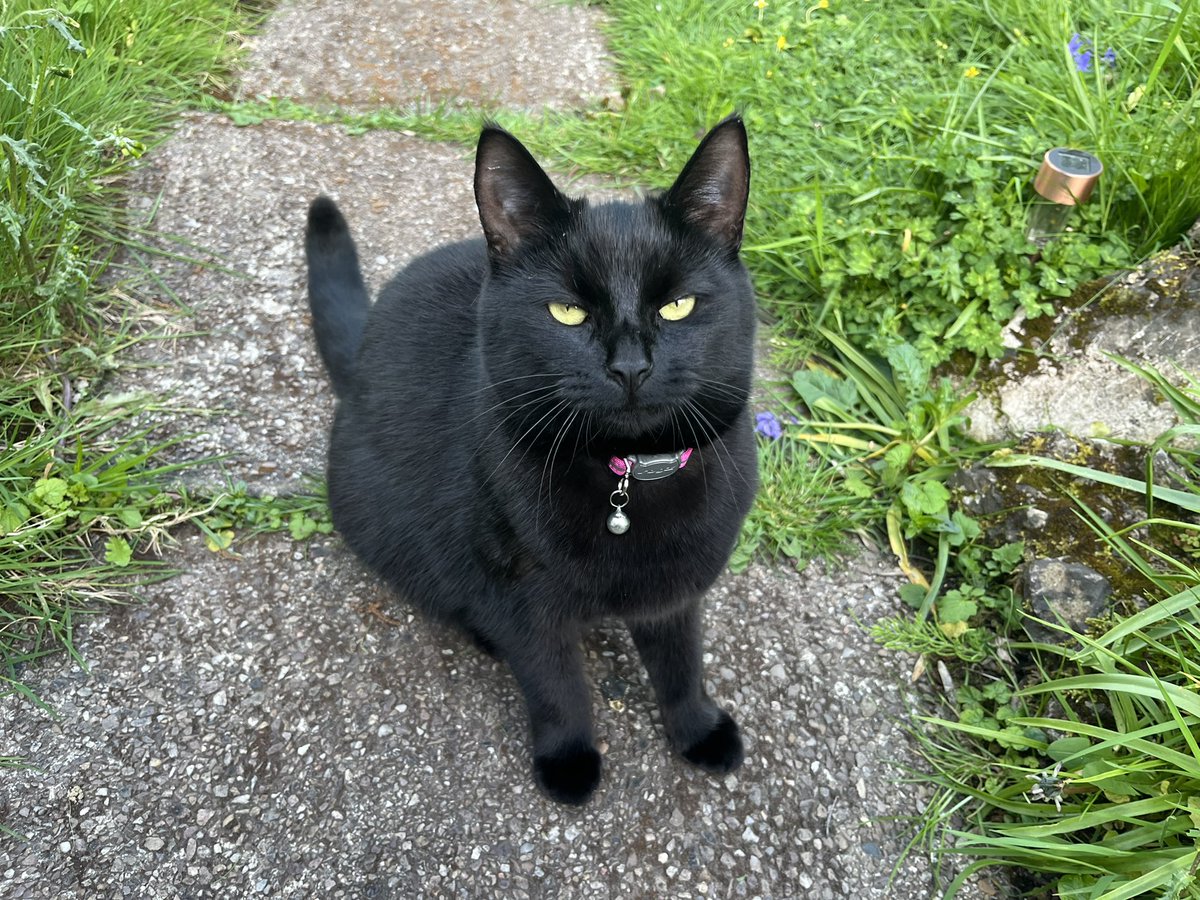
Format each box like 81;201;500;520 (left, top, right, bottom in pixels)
607;508;630;535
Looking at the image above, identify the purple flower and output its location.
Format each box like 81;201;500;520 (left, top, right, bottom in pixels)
1103;47;1117;69
755;411;782;440
1070;33;1093;72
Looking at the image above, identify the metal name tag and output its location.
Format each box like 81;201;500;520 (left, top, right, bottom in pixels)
629;453;683;481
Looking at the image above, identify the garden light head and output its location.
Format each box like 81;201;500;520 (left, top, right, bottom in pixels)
1026;148;1103;245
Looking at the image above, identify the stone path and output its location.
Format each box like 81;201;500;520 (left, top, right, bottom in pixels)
1;1;988;896
965;229;1200;443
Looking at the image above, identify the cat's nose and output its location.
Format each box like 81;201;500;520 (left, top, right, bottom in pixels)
607;358;652;393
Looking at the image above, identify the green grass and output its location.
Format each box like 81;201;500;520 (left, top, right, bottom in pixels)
1;2;244;322
0;1;258;699
730;421;885;570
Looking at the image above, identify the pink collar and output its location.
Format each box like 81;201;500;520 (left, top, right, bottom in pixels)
604;449;693;534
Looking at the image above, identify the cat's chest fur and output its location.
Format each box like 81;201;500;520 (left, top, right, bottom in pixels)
468;440;754;619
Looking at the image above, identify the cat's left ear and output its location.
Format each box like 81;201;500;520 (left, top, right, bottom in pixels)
475;126;570;259
665;114;751;252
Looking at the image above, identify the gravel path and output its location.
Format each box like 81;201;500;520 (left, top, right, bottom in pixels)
2;539;944;897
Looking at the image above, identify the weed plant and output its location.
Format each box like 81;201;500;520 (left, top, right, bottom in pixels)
738;327;987;583
0;2;256;697
899;361;1200;899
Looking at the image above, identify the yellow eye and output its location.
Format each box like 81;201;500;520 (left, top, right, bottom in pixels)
548;302;588;326
659;296;695;321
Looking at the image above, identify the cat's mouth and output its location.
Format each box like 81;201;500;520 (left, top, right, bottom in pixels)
594;403;680;442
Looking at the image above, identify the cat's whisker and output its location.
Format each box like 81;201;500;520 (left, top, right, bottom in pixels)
683;399;736;488
466;387;564;462
461;371;567;400
521;402;576;518
686;399;751;490
463;383;563;428
445;395;567;495
568;410;590;462
695;377;748;403
484;397;572;488
672;406;707;495
680;400;725;488
578;411;597;454
538;408;579;527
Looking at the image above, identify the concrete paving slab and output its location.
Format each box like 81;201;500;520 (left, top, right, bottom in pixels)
239;0;614;111
1;533;958;898
118;114;481;493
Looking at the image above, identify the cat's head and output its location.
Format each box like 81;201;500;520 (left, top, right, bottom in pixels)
474;116;755;454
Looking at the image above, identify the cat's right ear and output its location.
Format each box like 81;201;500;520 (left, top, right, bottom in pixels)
474;126;570;259
664;114;751;253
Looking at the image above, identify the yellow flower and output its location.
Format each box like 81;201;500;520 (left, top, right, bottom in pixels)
776;34;788;50
818;0;829;7
964;65;981;78
724;36;735;47
754;0;767;8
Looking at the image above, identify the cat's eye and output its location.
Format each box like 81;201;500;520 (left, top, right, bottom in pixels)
659;296;696;321
548;302;588;326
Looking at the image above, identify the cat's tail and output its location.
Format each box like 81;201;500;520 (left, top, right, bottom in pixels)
305;196;369;399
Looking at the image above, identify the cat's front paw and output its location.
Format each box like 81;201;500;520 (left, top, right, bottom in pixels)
533;742;602;805
681;710;744;773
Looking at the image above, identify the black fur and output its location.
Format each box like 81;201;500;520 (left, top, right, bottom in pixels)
305;196;369;398
305;116;758;804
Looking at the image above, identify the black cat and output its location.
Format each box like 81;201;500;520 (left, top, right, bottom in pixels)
304;115;758;805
